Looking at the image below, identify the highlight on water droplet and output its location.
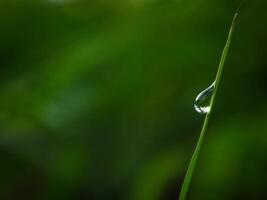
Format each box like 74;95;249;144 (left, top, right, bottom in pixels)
194;82;215;114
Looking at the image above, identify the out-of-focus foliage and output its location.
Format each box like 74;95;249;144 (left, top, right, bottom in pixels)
0;0;266;200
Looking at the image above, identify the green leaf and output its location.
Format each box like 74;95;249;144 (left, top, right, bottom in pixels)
178;12;239;200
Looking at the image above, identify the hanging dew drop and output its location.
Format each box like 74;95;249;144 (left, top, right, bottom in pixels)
194;82;215;114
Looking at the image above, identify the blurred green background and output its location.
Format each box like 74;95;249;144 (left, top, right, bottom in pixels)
0;0;267;200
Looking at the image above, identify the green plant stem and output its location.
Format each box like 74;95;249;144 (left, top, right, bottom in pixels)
178;12;238;200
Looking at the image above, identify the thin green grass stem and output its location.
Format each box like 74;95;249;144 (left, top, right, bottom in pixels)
178;12;239;200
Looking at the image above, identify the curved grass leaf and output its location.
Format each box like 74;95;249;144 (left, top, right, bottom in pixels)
178;12;239;200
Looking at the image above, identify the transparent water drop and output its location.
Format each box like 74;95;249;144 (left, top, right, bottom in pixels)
194;82;215;114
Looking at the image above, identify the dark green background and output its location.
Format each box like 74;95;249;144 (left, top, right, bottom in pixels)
0;0;266;199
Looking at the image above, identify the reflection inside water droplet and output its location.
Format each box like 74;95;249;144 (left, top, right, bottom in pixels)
194;82;215;114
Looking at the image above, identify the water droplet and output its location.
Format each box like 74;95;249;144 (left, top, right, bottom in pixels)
194;82;215;114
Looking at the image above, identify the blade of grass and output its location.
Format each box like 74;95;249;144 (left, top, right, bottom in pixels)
178;12;239;200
